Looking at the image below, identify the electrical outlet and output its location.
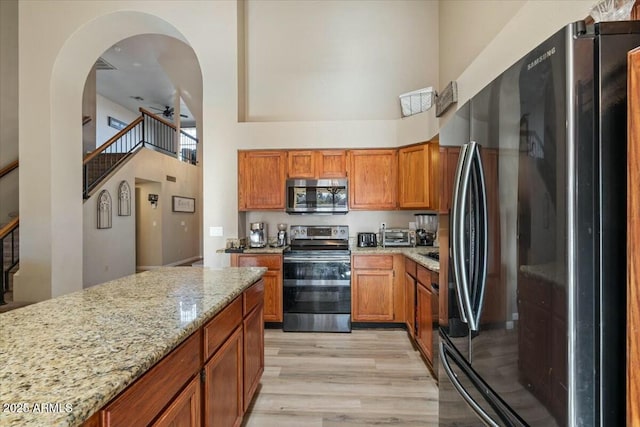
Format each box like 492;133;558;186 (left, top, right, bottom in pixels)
380;222;386;229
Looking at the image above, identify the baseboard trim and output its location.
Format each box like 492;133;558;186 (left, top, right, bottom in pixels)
136;256;203;272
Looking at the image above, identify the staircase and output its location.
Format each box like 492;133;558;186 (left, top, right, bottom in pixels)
0;217;19;308
0;160;19;307
83;108;198;199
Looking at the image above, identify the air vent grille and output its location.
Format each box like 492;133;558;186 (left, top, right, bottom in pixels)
95;57;117;71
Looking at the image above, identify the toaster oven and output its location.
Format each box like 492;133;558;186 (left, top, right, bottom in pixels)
381;228;415;247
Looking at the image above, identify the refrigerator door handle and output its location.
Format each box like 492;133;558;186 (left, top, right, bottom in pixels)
451;143;472;325
452;141;488;332
439;340;500;427
468;142;489;331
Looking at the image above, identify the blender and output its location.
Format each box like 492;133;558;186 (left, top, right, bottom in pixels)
414;213;438;246
276;223;288;247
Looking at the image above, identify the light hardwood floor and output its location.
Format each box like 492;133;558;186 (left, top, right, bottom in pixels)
243;329;438;427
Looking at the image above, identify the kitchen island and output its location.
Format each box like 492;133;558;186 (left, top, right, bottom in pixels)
0;266;266;427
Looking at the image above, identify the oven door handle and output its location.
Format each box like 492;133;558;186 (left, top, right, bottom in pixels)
284;257;351;263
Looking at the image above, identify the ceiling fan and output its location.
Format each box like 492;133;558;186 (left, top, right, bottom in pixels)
149;105;188;119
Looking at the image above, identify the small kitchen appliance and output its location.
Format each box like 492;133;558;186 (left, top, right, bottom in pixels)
248;222;267;248
276;223;288;247
357;232;377;247
414;213;437;246
380;228;415;247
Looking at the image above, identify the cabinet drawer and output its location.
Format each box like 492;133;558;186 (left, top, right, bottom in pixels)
353;255;393;270
237;254;282;270
417;265;431;286
244;279;265;315
101;330;202;427
203;296;242;360
405;258;417;278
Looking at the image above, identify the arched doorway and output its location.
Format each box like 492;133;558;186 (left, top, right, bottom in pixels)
16;10;204;301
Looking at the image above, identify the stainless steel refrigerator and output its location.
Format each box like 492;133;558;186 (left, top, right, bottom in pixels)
438;20;640;426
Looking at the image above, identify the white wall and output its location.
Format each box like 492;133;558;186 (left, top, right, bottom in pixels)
0;0;19;223
96;94;139;147
438;0;593;123
82;66;97;154
83;147;201;287
244;0;438;121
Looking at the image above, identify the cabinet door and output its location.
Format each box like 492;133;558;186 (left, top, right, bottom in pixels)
287;150;316;178
398;144;429;209
416;282;432;363
348;149;398;210
234;255;282;323
238;151;286;210
243;302;265;411
428;142;440;210
317;150;347;178
262;270;283;322
204;326;243;427
152;377;200;427
405;272;416;337
352;269;394;321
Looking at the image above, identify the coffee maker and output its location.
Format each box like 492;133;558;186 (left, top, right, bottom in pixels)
249;222;267;248
276;223;288;247
414;213;438;246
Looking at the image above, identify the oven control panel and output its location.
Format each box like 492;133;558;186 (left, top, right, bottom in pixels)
290;225;349;241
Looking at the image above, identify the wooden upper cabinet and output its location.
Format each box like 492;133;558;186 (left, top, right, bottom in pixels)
398;142;439;210
287;150;316;178
428;143;440;210
238;150;286;210
287;150;347;179
398;144;429;209
348;149;398;210
317;150;347;178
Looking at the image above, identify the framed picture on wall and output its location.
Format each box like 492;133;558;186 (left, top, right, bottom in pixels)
108;116;127;130
172;196;195;213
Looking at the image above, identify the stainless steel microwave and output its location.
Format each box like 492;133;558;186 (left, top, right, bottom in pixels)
286;179;348;214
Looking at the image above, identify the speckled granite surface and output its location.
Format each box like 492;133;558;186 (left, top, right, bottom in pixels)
0;266;266;427
351;246;440;273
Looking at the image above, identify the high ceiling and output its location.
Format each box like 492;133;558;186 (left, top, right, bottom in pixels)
96;34;196;127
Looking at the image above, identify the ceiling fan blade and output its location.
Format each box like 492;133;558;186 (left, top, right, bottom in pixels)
180;114;188;118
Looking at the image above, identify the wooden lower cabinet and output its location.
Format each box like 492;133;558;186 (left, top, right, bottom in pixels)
416;281;433;364
204;327;243;427
85;279;265;427
152;377;201;427
351;254;404;322
243;302;264;411
352;269;394;321
232;254;282;322
404;257;417;337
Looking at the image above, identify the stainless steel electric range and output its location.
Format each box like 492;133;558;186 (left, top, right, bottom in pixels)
282;225;351;332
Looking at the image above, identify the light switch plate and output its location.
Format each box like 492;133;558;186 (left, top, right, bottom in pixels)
209;226;223;237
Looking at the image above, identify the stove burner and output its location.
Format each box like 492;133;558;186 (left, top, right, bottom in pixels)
424;251;439;261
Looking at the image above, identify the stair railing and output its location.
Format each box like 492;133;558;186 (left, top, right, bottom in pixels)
1;217;19;305
0;159;18;180
83;108;198;199
83;116;144;198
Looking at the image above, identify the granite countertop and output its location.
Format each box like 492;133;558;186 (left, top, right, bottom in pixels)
351;246;440;273
0;266;266;427
216;246;289;254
